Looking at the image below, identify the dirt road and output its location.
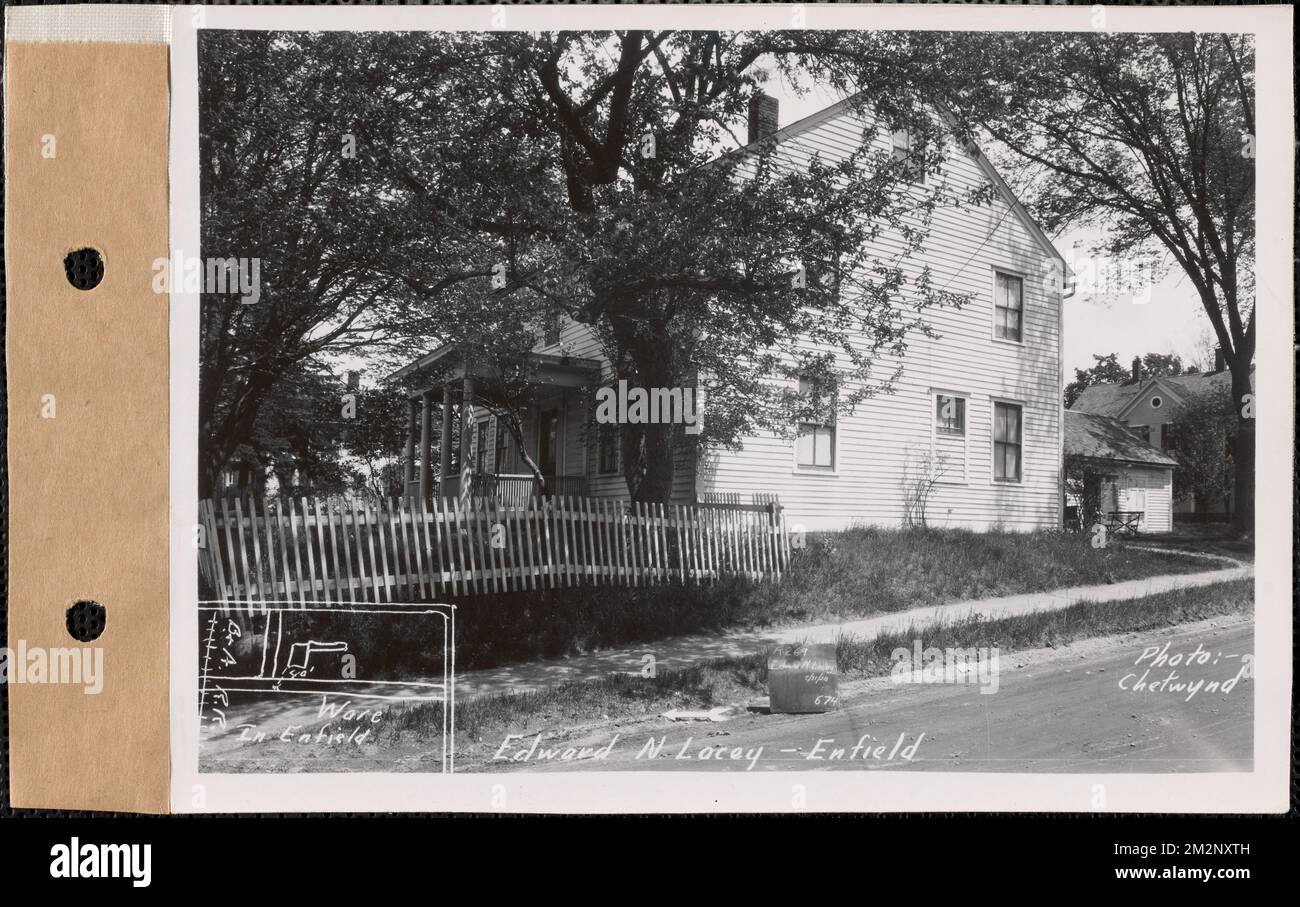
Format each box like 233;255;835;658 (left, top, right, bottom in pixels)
465;615;1254;773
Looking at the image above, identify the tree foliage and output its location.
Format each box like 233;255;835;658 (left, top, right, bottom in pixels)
199;30;989;501
932;31;1255;527
1169;385;1237;513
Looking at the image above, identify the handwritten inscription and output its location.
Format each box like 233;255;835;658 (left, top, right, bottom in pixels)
767;643;839;714
1119;642;1254;701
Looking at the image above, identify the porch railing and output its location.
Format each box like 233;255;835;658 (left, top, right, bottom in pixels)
404;473;588;505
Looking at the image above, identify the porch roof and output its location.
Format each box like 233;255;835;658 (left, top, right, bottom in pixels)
388;342;601;396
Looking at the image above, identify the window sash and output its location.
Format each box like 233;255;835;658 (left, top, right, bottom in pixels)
598;426;620;474
493;428;508;472
890;127;924;184
796;423;835;468
474;422;490;474
1161;424;1178;451
543;313;561;346
993;402;1022;481
798;376;837;426
936;395;965;436
994;273;1023;341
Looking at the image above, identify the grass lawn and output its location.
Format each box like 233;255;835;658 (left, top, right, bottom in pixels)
446;527;1224;673
1133;522;1255;563
393;576;1253;754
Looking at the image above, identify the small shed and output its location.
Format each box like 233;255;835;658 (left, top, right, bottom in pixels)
1064;411;1178;533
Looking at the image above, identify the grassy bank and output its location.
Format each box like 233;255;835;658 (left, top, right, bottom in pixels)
1133;524;1255;563
399;576;1253;750
447;527;1221;672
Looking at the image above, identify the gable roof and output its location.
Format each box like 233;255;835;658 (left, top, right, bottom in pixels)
1064;411;1178;468
731;93;1073;295
1070;367;1253;419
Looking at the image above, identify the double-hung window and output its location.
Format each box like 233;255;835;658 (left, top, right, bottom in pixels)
795;376;836;469
935;394;966;436
474;421;490;474
543;312;562;347
493;419;508;472
994;271;1024;342
993;402;1022;483
891;127;925;185
1160;423;1178;452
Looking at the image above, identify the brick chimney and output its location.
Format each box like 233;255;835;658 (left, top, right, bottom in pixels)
1130;356;1141;384
1214;346;1225;373
748;93;779;144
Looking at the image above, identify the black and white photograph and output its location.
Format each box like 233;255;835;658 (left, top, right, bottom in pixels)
187;14;1267;786
3;0;1296;885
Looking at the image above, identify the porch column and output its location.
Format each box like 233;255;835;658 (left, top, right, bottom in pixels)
439;383;453;500
459;372;476;508
404;398;417;486
418;390;433;505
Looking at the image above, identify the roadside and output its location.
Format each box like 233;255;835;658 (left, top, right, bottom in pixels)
449;552;1249;699
444;528;1225;677
197;575;1252;773
444;577;1252;771
469;613;1253;774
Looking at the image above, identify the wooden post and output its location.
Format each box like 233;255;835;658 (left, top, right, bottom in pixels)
405;397;418;486
418;389;433;506
459;368;476;511
439;383;452;502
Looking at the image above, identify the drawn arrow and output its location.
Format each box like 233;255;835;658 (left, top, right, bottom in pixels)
661;707;732;722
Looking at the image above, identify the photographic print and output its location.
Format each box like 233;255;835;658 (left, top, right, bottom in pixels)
167;3;1288;812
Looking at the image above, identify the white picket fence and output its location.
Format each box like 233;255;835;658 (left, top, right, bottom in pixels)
199;494;789;609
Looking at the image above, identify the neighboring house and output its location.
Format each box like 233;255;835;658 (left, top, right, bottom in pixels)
391;93;1074;531
1064;410;1178;533
1069;355;1253;515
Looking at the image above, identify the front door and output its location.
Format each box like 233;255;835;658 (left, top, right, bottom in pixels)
537;408;559;479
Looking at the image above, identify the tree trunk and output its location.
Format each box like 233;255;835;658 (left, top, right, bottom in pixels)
1229;361;1254;532
612;318;678;504
625;421;677;503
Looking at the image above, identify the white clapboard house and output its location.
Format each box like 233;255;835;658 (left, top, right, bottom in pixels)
392;93;1074;531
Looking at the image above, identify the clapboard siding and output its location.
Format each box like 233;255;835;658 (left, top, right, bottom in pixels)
531;101;1065;529
1114;466;1174;534
698;104;1064;530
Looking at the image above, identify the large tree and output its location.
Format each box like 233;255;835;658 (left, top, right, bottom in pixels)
375;31;984;501
197;31;469;496
934;32;1255;529
197;31;1004;504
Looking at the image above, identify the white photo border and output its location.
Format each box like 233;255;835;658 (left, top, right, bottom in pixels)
170;2;1293;814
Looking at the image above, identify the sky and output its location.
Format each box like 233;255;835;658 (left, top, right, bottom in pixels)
765;77;1217;378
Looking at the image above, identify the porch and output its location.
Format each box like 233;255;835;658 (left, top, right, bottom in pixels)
389;341;602;507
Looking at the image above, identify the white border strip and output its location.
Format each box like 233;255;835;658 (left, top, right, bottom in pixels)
5;4;171;44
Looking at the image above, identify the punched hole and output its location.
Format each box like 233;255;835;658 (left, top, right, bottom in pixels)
66;600;106;642
64;247;105;291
